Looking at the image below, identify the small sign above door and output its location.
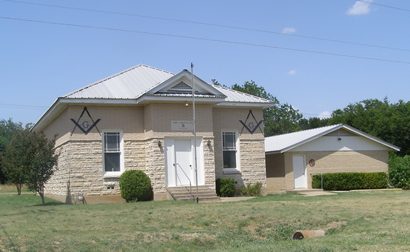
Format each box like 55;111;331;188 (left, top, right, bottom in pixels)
171;120;193;132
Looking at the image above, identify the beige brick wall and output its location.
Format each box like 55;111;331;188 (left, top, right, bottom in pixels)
265;153;286;193
304;150;388;189
266;177;286;192
280;150;389;190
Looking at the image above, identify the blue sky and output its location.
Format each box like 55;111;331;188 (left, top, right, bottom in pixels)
1;0;409;124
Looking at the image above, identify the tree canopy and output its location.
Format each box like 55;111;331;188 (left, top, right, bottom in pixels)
2;128;58;204
231;81;303;136
0;119;23;183
230;81;409;155
326;99;410;155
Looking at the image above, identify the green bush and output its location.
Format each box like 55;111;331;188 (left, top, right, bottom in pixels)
311;172;388;190
241;182;262;196
216;178;236;197
119;170;153;202
389;155;410;189
312;175;322;189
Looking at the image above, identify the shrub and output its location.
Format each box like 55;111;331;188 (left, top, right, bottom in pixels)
311;172;388;190
312;175;322;189
402;180;410;190
241;182;262;196
389;154;410;188
216;178;236;197
119;170;153;202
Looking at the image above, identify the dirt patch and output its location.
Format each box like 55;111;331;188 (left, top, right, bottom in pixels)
297;191;336;197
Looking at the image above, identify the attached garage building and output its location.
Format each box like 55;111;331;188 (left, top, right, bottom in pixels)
265;124;399;192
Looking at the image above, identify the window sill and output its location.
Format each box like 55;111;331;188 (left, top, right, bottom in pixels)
223;168;241;175
103;172;123;179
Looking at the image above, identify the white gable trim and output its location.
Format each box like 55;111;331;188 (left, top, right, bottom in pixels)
275;125;341;153
147;70;226;98
266;124;400;154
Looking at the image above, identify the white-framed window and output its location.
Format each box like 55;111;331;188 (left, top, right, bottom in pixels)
103;131;124;176
222;131;240;173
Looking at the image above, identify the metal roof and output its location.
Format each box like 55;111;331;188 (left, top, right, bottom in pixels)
33;64;273;131
66;64;174;99
265;124;400;153
212;84;272;104
64;64;272;104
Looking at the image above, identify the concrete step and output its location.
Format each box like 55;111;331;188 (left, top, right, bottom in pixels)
167;186;219;201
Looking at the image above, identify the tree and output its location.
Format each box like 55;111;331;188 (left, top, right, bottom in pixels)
299;117;330;130
2;129;30;195
0;119;23;183
2;129;58;204
25;131;58;205
231;80;303;136
327;99;410;155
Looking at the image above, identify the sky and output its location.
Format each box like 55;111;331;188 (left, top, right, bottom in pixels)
1;0;410;124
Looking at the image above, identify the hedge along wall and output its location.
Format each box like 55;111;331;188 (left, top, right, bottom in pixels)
312;172;388;190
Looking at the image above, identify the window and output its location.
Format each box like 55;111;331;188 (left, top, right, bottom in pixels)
103;132;122;172
222;132;238;170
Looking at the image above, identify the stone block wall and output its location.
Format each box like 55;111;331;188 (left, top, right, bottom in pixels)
239;139;266;187
214;136;267;189
44;143;70;196
144;138;167;196
203;137;216;188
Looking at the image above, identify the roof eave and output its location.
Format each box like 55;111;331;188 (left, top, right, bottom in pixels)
32;98;66;132
137;95;226;104
216;101;274;108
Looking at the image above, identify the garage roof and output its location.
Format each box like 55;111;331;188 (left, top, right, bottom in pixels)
265;124;400;153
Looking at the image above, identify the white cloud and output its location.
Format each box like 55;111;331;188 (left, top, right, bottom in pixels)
318;111;331;119
281;27;296;34
287;69;296;76
346;0;373;16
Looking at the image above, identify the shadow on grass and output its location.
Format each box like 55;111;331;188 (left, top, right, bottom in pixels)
32;201;65;207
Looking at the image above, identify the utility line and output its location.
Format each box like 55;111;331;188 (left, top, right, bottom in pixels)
360;0;410;13
1;15;410;65
3;0;410;53
0;103;47;108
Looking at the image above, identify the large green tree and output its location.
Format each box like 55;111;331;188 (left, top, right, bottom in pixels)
3;129;58;204
297;99;410;155
0;119;23;183
231;80;303;136
2;129;30;194
328;99;410;155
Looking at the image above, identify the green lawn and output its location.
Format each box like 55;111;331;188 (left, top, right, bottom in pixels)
0;190;409;251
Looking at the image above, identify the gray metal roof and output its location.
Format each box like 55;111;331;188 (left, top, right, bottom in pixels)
212;84;272;104
33;64;273;132
66;64;174;99
265;124;400;153
64;64;272;104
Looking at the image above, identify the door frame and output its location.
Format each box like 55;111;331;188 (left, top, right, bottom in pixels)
293;154;307;189
164;137;205;187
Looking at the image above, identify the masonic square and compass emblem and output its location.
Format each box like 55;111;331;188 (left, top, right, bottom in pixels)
70;107;101;135
239;110;263;134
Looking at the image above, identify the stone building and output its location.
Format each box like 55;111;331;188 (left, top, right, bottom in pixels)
33;65;272;200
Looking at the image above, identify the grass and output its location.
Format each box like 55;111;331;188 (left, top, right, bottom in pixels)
0;190;409;251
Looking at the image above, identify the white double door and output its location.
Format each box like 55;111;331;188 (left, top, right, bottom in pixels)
165;138;204;187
